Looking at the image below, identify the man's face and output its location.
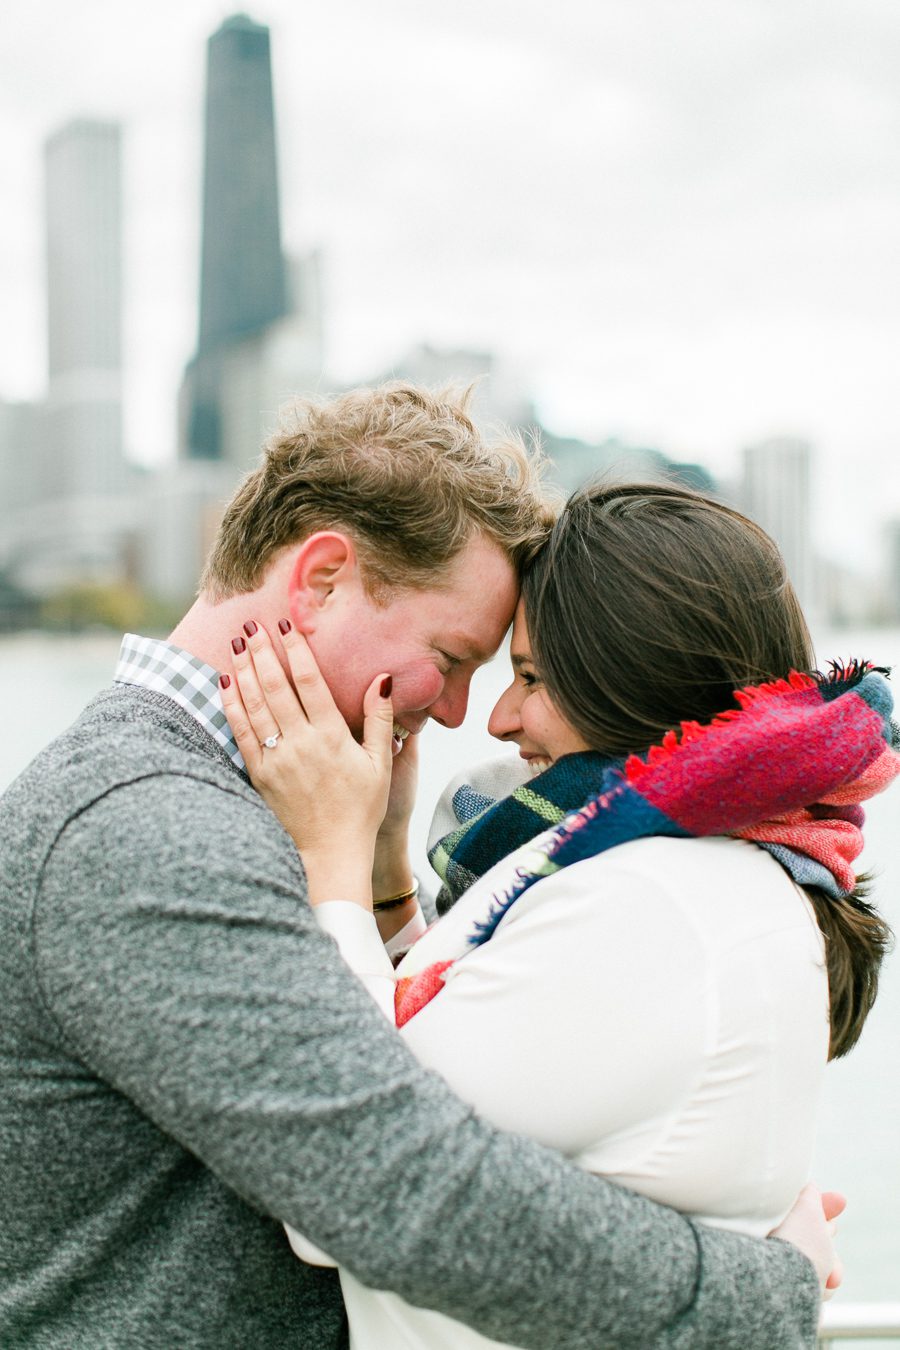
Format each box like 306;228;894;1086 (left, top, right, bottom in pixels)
306;534;519;738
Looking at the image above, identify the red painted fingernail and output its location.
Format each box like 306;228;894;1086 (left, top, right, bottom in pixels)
380;675;392;698
278;617;291;635
232;636;246;655
219;673;231;689
243;620;258;637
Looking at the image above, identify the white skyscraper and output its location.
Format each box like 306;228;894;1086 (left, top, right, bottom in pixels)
741;437;814;613
44;117;124;499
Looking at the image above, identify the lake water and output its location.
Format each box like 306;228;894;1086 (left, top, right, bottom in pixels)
1;629;899;1311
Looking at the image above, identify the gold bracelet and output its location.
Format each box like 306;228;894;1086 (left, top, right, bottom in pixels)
373;877;420;912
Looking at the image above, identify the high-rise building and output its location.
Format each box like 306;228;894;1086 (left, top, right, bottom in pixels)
198;15;286;351
44;118;124;498
181;14;322;467
0;116;137;600
741;437;814;612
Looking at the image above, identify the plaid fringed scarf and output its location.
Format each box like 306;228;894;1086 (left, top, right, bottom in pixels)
428;750;618;915
398;662;900;1028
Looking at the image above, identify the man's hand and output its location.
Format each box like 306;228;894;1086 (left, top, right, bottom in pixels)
770;1184;846;1298
372;733;419;895
380;730;419;844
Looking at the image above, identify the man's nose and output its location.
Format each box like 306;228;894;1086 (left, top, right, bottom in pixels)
428;677;471;729
487;685;521;741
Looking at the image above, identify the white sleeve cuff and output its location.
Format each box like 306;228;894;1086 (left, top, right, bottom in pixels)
284;1222;338;1268
314;902;395;977
314;902;396;1021
384;904;429;961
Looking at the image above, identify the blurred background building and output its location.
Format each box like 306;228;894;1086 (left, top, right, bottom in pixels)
739;437;815;615
0;117;139;606
45;118;124;500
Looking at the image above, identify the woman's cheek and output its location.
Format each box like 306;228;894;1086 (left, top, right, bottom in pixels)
520;692;548;746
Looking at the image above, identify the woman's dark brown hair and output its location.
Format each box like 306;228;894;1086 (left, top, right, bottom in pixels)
521;479;892;1058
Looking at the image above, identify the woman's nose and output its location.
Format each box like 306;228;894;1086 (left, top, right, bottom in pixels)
488;684;522;742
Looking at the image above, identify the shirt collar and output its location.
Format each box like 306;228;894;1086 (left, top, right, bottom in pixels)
114;633;244;770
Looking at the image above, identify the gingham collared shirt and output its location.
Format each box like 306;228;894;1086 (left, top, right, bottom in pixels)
114;633;244;771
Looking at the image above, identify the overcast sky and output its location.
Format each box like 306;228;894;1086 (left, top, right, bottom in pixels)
1;0;899;563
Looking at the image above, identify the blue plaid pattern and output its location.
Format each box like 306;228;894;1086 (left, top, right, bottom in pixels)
114;633;244;771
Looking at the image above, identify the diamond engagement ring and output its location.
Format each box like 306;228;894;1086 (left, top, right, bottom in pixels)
262;733;281;749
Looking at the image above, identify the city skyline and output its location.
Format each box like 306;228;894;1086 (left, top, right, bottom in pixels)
1;1;899;568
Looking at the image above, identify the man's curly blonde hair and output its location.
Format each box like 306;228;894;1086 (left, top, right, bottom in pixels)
201;383;557;600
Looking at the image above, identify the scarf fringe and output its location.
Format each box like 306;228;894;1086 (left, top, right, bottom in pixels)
624;661;877;788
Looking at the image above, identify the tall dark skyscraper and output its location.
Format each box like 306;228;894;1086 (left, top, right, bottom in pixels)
198;15;286;348
183;13;289;461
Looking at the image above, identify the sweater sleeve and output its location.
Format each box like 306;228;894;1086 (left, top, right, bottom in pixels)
33;775;820;1350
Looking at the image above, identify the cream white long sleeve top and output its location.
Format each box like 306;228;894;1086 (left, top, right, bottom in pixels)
294;827;830;1350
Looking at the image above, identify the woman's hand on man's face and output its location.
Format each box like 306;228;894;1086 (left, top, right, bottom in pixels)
219;618;395;908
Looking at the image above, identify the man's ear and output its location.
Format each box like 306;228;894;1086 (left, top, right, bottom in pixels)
287;532;358;633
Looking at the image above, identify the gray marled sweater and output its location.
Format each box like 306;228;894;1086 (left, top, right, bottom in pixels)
0;684;820;1348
